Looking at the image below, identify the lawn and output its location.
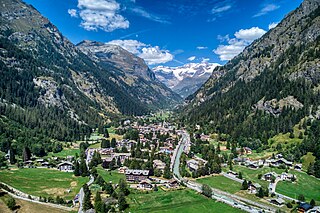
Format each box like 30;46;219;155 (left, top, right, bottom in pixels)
89;133;124;149
97;167;125;184
0;168;88;200
301;152;316;171
268;123;304;151
0;193;70;213
126;189;244;213
48;149;79;158
232;165;286;188
196;175;241;194
276;170;320;203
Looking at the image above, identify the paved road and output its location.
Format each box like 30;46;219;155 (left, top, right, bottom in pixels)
222;172;245;183
78;174;95;213
172;131;276;213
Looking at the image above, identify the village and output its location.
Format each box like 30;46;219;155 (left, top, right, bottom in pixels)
0;114;320;213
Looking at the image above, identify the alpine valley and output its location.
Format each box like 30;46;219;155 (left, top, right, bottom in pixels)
1;0;320;212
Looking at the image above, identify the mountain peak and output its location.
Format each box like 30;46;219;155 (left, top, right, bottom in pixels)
153;62;221;98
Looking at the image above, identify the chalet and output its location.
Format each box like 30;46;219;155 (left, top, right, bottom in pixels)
280;172;294;181
159;147;173;154
248;183;261;194
227;171;238;176
41;162;50;168
100;148;115;155
57;162;73;172
294;164;302;171
269;198;285;206
118;166;128;174
138;179;152;190
298;203;313;213
245;160;259;169
168;180;179;188
36;159;44;163
187;159;200;171
233;157;248;164
125;169;149;182
263;172;277;181
307;206;320;213
269;158;293;167
243;147;252;154
200;134;210;141
153;160;166;171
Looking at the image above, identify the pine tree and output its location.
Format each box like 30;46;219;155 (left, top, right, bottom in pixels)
6;197;16;210
119;179;130;196
310;199;316;207
238;172;243;179
111;138;116;148
257;188;264;198
241;180;248;190
83;184;93;211
94;191;102;213
118;192;127;211
9;148;16;164
74;160;80;176
23;147;31;162
80;158;88;177
163;164;172;179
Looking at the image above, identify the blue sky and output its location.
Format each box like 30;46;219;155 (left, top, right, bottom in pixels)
24;0;303;67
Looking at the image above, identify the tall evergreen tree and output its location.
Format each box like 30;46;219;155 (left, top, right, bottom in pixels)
74;160;80;176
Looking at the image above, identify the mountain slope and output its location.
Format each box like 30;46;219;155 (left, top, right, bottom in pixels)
183;0;320;140
153;63;220;98
77;40;181;109
0;0;179;148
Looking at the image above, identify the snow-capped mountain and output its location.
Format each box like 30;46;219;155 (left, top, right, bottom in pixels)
153;62;220;98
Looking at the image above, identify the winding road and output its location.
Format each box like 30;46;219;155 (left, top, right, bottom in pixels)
171;131;276;213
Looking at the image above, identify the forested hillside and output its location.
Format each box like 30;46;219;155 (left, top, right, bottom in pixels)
183;0;320;141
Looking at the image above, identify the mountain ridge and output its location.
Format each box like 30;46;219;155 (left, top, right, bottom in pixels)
153;62;220;98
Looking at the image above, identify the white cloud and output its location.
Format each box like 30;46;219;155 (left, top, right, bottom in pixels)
254;4;280;17
211;5;232;14
234;27;266;42
106;39;173;65
214;39;247;61
68;9;78;18
208;1;233;22
197;46;208;50
139;46;173;65
187;56;196;61
130;7;170;24
268;22;278;30
214;27;266;61
70;0;129;32
201;58;210;63
107;39;145;54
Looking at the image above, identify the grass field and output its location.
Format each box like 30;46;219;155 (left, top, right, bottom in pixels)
276;170;320;203
49;149;79;158
0;193;70;213
301;152;316;171
268;123;304;151
97;167;125;184
0;168;88;200
126;189;244;213
196;175;241;194
89;133;124;149
231;165;287;188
